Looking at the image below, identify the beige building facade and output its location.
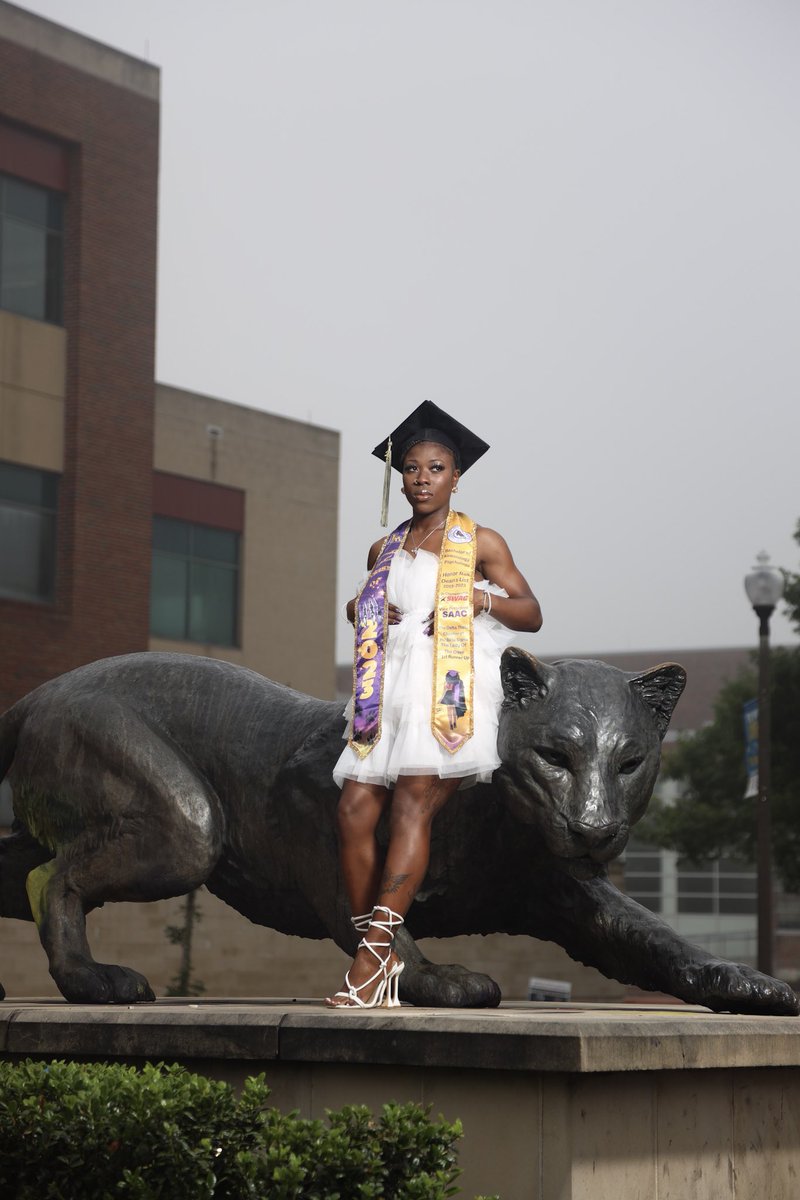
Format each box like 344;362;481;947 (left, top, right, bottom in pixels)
0;312;65;475
152;383;338;700
1;377;343;1001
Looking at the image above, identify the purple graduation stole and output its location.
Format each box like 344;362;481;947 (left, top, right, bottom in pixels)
348;520;410;758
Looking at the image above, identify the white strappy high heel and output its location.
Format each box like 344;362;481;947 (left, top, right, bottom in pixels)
374;906;404;1008
329;905;405;1009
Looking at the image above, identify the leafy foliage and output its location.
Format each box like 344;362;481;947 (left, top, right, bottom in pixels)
783;519;800;637
638;522;800;890
0;1059;483;1199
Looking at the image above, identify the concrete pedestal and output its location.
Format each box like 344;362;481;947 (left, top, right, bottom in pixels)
2;999;799;1199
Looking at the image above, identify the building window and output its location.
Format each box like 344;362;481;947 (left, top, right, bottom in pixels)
624;838;663;913
151;516;239;646
0;172;64;323
626;836;757;919
677;858;757;916
0;461;58;602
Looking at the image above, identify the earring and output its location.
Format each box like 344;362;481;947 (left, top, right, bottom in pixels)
452;486;458;493
401;487;405;494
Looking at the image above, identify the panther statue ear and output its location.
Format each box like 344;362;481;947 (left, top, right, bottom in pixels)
628;663;687;739
500;648;554;708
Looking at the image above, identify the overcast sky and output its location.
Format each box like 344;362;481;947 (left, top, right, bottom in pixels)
19;0;800;664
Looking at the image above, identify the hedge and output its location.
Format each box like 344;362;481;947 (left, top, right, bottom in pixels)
0;1059;498;1199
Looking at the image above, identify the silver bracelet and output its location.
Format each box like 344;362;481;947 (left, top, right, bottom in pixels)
486;591;493;616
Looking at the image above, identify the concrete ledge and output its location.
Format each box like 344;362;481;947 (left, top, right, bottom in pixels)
3;999;800;1198
2;998;799;1073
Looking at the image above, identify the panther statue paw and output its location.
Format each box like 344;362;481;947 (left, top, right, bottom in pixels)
400;962;502;1008
677;960;799;1016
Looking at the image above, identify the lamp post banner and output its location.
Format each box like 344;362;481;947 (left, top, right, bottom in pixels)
743;698;759;800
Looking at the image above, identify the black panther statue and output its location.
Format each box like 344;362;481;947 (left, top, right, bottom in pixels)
0;650;796;1015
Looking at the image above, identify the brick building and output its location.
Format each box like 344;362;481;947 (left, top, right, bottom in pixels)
0;4;343;1001
0;2;338;707
0;1;159;709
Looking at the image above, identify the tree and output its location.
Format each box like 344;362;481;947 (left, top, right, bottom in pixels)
782;518;800;627
637;522;800;891
164;889;206;997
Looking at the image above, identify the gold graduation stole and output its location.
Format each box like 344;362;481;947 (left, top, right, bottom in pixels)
431;511;477;753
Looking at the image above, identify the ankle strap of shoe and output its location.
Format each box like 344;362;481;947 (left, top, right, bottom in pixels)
369;905;404;935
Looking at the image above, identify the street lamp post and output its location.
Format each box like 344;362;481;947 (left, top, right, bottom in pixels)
743;551;784;977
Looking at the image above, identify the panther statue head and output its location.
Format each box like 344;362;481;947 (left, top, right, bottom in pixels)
495;649;687;880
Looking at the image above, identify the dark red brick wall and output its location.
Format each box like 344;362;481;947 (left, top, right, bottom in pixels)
0;41;159;709
154;472;245;533
0;119;69;188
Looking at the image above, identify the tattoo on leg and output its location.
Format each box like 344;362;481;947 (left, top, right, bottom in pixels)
380;870;410;896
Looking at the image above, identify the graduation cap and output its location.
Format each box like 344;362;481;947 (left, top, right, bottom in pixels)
372;400;490;526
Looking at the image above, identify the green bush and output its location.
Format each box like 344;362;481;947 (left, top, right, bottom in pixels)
0;1059;492;1199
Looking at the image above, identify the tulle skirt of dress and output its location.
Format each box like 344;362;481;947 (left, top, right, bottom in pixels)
333;548;516;791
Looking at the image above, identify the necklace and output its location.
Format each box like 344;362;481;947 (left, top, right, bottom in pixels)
408;520;445;555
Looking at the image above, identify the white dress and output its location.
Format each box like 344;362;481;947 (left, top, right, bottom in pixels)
333;547;516;790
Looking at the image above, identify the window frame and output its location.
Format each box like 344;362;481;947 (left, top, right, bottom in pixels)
0;460;59;605
150;514;241;648
625;836;757;919
0;170;65;325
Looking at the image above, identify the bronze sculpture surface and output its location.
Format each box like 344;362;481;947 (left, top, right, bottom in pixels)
0;650;796;1014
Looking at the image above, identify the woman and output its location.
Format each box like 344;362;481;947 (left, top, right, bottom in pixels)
327;402;542;1008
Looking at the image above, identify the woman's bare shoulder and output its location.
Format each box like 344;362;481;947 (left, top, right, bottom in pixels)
475;525;510;552
366;535;386;569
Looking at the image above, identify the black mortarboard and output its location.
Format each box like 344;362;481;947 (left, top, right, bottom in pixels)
372;401;490;525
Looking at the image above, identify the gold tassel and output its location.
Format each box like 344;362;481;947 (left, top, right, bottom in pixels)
380;435;392;527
